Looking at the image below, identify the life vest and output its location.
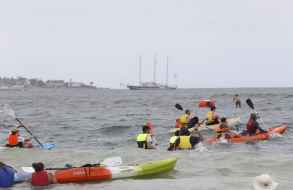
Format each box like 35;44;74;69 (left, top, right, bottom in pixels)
178;136;192;149
31;171;50;186
136;133;149;149
207;111;214;123
8;134;18;146
179;114;189;125
136;134;148;142
169;136;179;144
215;124;230;133
246;118;255;132
0;165;15;188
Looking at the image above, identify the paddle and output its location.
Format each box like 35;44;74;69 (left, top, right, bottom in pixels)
21;157;123;173
246;98;267;128
2;104;55;150
175;103;183;111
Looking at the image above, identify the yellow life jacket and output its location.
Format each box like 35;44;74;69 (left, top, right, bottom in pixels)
169;136;179;144
207;111;214;122
179;114;189;125
136;133;148;142
178;136;192;149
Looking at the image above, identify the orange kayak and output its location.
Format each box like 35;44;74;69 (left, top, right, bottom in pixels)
53;158;177;183
207;124;288;144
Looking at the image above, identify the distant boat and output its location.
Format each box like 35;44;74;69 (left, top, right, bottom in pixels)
127;55;177;90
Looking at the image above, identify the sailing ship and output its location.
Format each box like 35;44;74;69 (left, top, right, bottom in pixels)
127;55;177;90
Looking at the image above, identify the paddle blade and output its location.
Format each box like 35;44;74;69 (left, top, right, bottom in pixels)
246;98;255;110
100;156;122;167
39;143;56;150
175;103;183;111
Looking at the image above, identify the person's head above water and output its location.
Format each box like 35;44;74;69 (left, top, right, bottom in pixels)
251;113;258;121
11;128;19;135
185;110;191;115
32;162;45;172
142;125;150;133
211;106;216;111
221;117;227;123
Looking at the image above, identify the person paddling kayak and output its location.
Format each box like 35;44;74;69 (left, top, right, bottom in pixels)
176;110;191;128
245;113;266;136
215;117;232;139
168;128;203;151
6;128;24;148
136;125;156;149
31;162;55;186
206;106;220;125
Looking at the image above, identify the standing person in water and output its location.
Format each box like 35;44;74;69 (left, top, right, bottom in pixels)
146;121;158;146
136;125;156;149
233;94;242;108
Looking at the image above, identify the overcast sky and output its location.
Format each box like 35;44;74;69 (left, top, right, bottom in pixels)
0;0;292;88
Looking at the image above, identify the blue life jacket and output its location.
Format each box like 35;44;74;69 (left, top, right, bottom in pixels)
0;165;15;188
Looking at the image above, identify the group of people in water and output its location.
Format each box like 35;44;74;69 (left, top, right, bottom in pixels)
0;95;270;188
136;95;267;150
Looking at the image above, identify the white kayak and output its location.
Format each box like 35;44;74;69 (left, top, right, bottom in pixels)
170;117;241;133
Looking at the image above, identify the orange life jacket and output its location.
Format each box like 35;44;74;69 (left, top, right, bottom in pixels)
175;119;182;128
8;134;18;146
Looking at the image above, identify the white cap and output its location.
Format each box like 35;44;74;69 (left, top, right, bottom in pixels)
253;174;278;190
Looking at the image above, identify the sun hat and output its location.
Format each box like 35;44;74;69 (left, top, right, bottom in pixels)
253;174;278;190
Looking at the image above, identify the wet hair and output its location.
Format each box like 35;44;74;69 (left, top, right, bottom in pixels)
32;162;45;172
251;113;257;120
142;125;149;133
185;110;191;115
221;117;227;122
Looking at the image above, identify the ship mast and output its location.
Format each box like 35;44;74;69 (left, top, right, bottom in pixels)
153;53;157;83
138;55;142;85
166;56;169;87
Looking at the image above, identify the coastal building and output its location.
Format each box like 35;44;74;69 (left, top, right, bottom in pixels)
46;80;66;88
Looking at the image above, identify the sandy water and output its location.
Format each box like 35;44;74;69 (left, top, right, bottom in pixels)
0;88;293;190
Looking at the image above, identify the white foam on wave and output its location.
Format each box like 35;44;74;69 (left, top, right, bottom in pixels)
194;142;208;152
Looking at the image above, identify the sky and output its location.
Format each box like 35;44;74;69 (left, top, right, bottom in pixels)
0;0;292;88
